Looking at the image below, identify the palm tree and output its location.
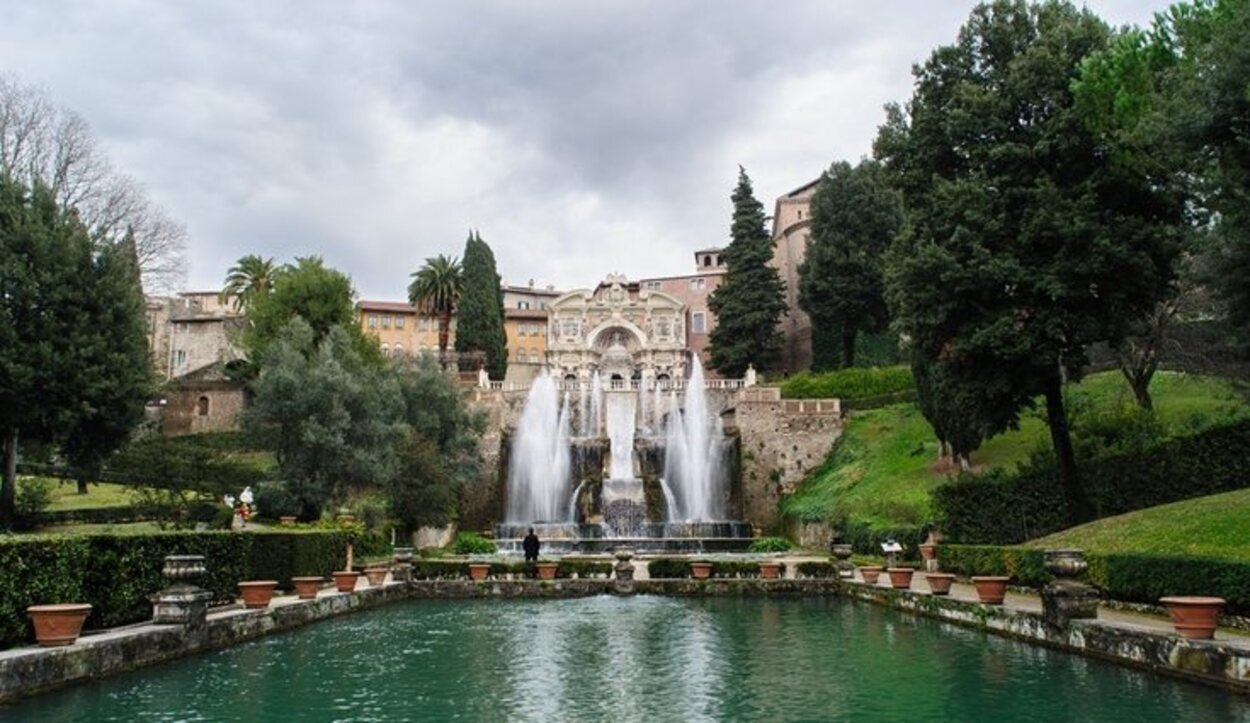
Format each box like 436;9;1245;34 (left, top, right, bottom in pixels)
408;254;463;361
220;254;279;311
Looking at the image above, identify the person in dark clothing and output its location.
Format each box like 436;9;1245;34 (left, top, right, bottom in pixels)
522;528;540;562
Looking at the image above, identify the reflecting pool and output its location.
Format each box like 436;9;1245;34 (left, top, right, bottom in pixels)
5;596;1248;722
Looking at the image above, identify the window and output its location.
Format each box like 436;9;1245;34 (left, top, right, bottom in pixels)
529;350;540;363
692;312;706;334
703;255;712;267
689;278;706;290
368;316;378;328
197;396;210;416
643;280;661;290
797;209;803;219
380;344;390;357
175;349;187;368
381;316;391;329
393;344;403;356
518;300;531;309
395;316;405;329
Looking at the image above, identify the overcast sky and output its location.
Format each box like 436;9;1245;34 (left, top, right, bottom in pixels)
0;1;1166;299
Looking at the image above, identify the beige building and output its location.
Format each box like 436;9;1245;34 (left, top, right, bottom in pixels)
147;291;244;380
357;300;450;358
770;179;819;374
638;249;727;373
502;282;562;383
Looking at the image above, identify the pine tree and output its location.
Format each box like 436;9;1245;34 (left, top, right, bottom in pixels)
454;231;508;379
708;167;787;377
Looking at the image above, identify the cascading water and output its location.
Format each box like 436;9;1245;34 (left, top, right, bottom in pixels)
663;357;723;521
605;393;637;479
589;372;603;437
506;373;572;523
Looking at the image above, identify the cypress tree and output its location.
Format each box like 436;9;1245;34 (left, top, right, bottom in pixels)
708;167;787;377
454;231;508;379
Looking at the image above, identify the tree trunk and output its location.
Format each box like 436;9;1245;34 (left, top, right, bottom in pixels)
1;429;17;528
1042;375;1090;523
438;311;451;367
1119;362;1156;412
957;453;971;472
841;330;857;369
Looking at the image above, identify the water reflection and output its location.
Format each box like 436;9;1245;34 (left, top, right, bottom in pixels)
3;596;1248;722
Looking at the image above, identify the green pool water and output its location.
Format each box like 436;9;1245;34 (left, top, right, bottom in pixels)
4;596;1248;722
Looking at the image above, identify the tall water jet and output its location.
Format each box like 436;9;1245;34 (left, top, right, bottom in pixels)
605;392;637;479
663;357;722;520
506;373;572;523
578;378;589;437
589;372;603;437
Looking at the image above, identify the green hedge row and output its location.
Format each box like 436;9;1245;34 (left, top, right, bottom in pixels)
0;530;350;650
780;365;914;401
644;558;771;579
841;520;929;559
407;559;615;580
933;419;1250;544
795;562;837;578
40;506;147;526
938;544;1250;615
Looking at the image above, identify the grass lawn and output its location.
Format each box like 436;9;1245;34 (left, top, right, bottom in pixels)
42;480;137;511
1024;488;1250;562
781;371;1249;529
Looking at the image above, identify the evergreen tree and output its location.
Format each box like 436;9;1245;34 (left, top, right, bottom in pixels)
408;254;463;362
799;160;903;369
708;167;787;377
454;231;508;379
878;1;1184;523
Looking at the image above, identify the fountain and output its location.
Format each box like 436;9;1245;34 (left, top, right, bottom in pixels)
497;352;750;553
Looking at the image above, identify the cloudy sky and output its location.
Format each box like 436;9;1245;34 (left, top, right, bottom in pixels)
0;1;1165;299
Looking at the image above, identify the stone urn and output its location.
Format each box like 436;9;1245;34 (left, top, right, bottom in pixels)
614;548;636;583
468;563;491;581
759;561;782;580
332;571;361;593
858;566;883;585
925;573;955;596
238;581;278;609
887;567;915;589
830;543;855;578
290;577;324;600
1160;596;1225;639
690;562;713;580
392;547;415;564
918;544;937;562
27;604;92;647
971;576;1010;605
364;567;389;587
1044;549;1088;579
535;562;559;581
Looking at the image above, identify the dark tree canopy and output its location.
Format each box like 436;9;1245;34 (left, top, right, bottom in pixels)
799;159;903;369
454;231;508;379
877;0;1184;522
708;167;787;377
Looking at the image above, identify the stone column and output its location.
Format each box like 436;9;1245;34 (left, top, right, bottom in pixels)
1041;549;1099;629
152;555;214;633
613;548;636;595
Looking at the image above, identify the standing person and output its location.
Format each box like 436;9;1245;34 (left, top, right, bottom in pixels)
523;528;540;562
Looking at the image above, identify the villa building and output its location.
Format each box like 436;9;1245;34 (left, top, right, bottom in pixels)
637;248;726;372
146;291;244;381
770;179;818;374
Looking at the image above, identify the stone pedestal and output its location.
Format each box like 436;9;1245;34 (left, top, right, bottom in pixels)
152;555;213;631
613;548;636;595
830;544;855;579
1042;580;1100;628
392;563;413;584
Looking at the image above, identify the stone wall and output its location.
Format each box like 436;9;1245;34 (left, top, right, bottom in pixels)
161;382;247;436
729;387;842;533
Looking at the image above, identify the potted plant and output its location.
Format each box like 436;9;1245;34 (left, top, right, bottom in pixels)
759;561;782;580
332;570;361;593
364;567;389;586
291;576;324;600
971;576;1010;605
1159;596;1225;639
535;561;559;580
887;567;914;589
468;563;491;581
690;561;713;580
858;565;883;585
238;580;278;609
27;603;92;647
925;573;955;596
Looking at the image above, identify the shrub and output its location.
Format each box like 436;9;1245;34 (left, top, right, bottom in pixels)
780;366;914;401
936;545;1050;587
645;558;691;579
748;537;794;553
451;532;497;555
840;519;929;559
13;477;54;531
0;530;349;649
796;561;837;578
410;560;471;580
934;419;1250;544
253;481;303;520
711;560;760;579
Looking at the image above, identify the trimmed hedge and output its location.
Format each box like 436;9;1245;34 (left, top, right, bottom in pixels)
780;366;914;401
841;520;929;560
39;505;148;526
796;561;837;578
939;544;1250;615
0;530;349;650
408;559;615;580
934;419;1250;544
643;558;765;579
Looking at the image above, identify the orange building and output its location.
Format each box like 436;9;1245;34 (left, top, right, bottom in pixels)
357;300;454;358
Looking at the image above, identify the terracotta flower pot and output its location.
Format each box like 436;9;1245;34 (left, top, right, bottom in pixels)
925;573;955;596
972;576;1010;605
1160;596;1225;640
918;544;937;562
535;562;558;580
859;566;883;585
27;604;92;647
690;562;713;580
759;562;782;580
291;577;324;600
887;567;915;589
279;516;297;526
238;580;278;609
332;571;361;593
468;563;491;581
364;567;389;586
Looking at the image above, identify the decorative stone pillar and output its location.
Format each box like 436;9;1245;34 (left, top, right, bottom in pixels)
613;548;636;595
1041;549;1099;629
830;543;855;579
152;555;214;631
392;547;414;584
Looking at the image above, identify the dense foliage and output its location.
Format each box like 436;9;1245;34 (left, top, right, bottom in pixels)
0;530;351;649
779;366;914;402
409;254;462;358
798;160;903;369
451;532;497;555
454;231;508;379
933;418;1250;544
747;537;794;553
708;167;787;376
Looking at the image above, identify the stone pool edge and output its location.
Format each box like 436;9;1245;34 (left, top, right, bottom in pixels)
2;577;1247;704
